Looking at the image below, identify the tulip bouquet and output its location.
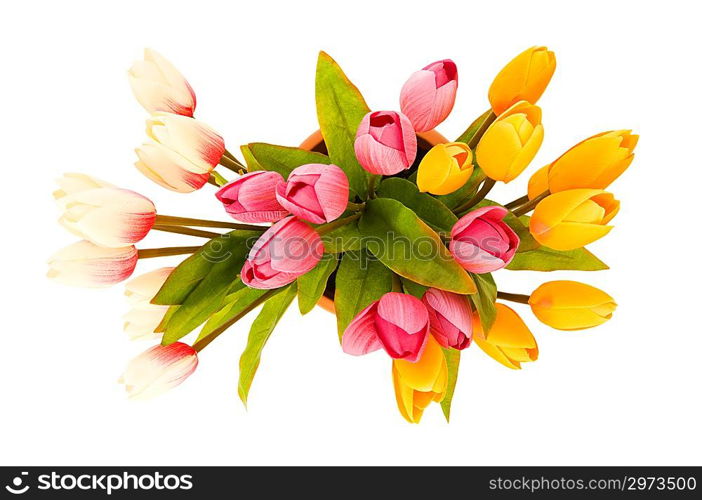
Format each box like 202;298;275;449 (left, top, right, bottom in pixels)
49;47;636;422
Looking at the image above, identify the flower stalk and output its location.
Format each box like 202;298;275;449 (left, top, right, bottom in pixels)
154;214;265;231
496;291;530;304
511;190;549;217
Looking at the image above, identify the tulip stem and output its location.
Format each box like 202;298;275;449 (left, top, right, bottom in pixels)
209;171;229;187
511;190;549;217
316;213;362;236
346;201;365;211
453;178;496;215
367;175;380;199
137;246;201;259
467;111;496;149
154;214;265;231
219;154;246;174
192;288;281;352
223;148;247;169
207;176;221;187
152;225;223;239
497;291;530;304
504;194;529;210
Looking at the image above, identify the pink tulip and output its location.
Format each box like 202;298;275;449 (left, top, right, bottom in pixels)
216;171;288;223
47;240;138;287
422;288;472;350
342;292;430;362
241;217;324;289
275;163;349;224
400;59;458;132
119;342;198;400
449;206;519;273
354;111;417;175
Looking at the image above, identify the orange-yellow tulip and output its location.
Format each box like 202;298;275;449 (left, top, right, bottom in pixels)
488;46;556;115
417;142;473;195
476;101;543;183
529;281;616;330
530;189;619;250
392;335;447;423
527;130;639;199
473;303;538;369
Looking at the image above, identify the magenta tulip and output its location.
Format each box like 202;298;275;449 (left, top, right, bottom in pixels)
450;206;519;273
354;111;417;175
216;171;289;223
342;292;430;362
400;59;458;132
241;216;324;289
422;288;472;350
275;163;349;224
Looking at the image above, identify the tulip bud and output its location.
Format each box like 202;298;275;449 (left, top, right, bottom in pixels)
53;173;114;204
354;111;417;175
145;112;225;174
275;163;350;224
47;240;138;288
488;46;556;115
473;303;538;369
124;267;174;340
527;130;639;199
342;292;430;362
134;143;210;193
241;217;324;289
417;142;473;195
422;288;472;350
119;342;198;400
529;281;617;330
476;101;544;183
128;49;196;116
392;335;447;424
400;59;458;132
530;189;619;251
56;187;156;248
216;171;288;223
450;206;519;273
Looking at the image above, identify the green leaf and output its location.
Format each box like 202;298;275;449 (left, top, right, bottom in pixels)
436;167;486;210
297;253;339;314
400;277;427;299
473;199;539;252
238;284;297;406
158;231;262;344
470;272;497;334
334;250;393;339
456;108;493;144
441;348;460;422
507;246;609;271
195;285;272;343
377;177;458;233
358;198;476;294
315;51;371;199
321;218;363;253
241;142;331;177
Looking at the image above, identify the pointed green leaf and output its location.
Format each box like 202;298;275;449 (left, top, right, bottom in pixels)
195;285;272;343
321;218;363;253
456;108;493;144
242;142;331;177
358;198;476;294
297;253;339;314
377;177;458;233
315;51;371;199
507;246;609;271
441;348;461;422
470;272;497;334
238;284;297;406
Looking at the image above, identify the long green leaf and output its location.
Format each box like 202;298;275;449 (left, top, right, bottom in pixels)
358;198;476;294
195;285;271;343
456;109;493;144
470;272;497;334
441;348;461;422
321;218;363;253
377;177;458;233
297;253;339;314
334;251;393;339
507;246;609;271
241;142;331;177
315;51;371;199
238;284;297;406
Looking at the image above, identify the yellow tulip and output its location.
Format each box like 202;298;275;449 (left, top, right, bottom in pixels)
530;189;619;251
473;303;538;369
527;130;639;199
476;101;544;183
529;281;616;330
392;336;447;424
417;142;473;195
488;46;556;115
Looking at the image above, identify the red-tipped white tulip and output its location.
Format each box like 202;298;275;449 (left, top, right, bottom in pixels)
128;49;196;116
124;267;174;340
342;292;430;362
145;112;225;174
241;217;324;289
400;59;458;132
53;173;114;203
47;240;138;288
354;111;417;175
422;288;472;350
135;143;210;193
275;163;349;224
216;171;288;223
120;342;198;400
56;186;156;248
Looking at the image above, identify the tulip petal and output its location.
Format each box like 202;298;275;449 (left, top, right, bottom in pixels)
341;302;383;356
393;336;445;392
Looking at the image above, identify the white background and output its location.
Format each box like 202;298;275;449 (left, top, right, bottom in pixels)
1;0;700;466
